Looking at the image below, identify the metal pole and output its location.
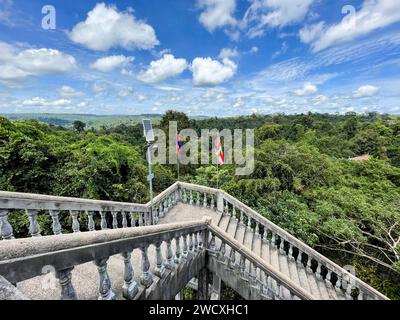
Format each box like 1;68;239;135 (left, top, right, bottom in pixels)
147;144;154;225
177;152;180;181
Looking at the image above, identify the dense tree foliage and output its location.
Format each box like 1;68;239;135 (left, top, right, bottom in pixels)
0;112;399;299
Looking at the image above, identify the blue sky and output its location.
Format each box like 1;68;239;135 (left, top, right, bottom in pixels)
0;0;400;115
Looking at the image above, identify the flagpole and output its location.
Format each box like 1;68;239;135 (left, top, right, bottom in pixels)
177;152;180;181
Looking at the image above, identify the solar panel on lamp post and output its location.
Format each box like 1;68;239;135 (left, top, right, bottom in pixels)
142;119;155;225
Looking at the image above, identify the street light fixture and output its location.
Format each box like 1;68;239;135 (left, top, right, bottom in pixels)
142;119;155;225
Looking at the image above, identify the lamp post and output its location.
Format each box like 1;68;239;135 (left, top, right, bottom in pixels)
142;120;155;225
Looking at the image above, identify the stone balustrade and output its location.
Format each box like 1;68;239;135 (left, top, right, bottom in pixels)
206;223;314;300
0;219;209;300
0;182;389;300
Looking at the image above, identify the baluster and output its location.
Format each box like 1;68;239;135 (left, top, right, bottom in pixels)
138;212;143;226
358;291;364;301
219;242;226;262
130;211;136;227
325;270;332;286
262;228;268;242
121;251;138;299
288;244;294;261
49;210;62;235
255;222;260;236
183;189;187;203
316;263;322;280
247;216;252;229
56;267;77;300
335;275;342;292
26;209;41;237
87;211;95;232
239;210;244;225
163;199;168;213
279;237;285;254
225;202;230;216
140;245;153;287
209;232;216;252
100;211;108;230
297;250;303;265
198;231;203;249
168;196;172;209
0;209;14;240
271;233;276;247
122;211;128;228
233;207;237;221
175;236;182;263
152;207;158;225
210;195;215;210
182;235;188;258
112;211;118;229
306;256;313;273
159;203;164;218
250;263;257;286
196;192;200;206
239;254;245;274
193;233;198;252
94;258;116;300
345;279;353;300
69;210;80;233
155;241;166;277
229;249;236;269
203;193;207;207
189;190;193;205
165;239;175;270
188;233;194;256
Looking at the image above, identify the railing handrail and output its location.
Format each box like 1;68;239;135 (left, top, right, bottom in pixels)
208;223;315;300
0;191;148;212
0;218;209;284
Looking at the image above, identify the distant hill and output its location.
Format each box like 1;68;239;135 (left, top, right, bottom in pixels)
1;113;210;129
1;113;162;129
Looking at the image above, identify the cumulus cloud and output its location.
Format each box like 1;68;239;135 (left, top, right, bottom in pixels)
22;97;72;107
294;83;318;96
69;3;159;51
243;0;315;38
191;57;237;86
219;47;239;59
0;42;76;83
300;0;400;52
138;54;188;84
57;85;84;98
197;0;237;32
91;55;134;72
353;85;379;98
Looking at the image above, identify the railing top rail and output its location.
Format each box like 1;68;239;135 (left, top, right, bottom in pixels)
208;223;315;300
178;182;219;195
0;218;209;284
148;182;179;206
0;191;148;212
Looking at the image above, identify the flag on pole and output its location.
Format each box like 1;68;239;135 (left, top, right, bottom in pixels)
176;135;184;154
215;136;225;165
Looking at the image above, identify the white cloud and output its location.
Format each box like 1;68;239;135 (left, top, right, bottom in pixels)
22;97;72;107
191;57;237;86
300;0;400;52
69;3;159;51
243;0;315;38
294;83;318;96
272;41;288;59
219;47;239;59
118;87;134;97
353;85;379;98
91;55;134;72
197;0;237;32
138;54;188;84
250;46;258;53
57;85;84;98
91;81;109;94
0;0;13;26
0;42;76;83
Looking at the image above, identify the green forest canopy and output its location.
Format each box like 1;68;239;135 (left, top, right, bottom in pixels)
0;111;399;299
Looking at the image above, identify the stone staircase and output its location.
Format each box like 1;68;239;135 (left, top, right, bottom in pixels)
0;182;389;300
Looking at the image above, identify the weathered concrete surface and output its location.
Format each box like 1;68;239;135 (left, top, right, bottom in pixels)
0;275;29;300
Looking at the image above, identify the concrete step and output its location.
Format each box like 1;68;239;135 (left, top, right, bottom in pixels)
305;270;322;299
